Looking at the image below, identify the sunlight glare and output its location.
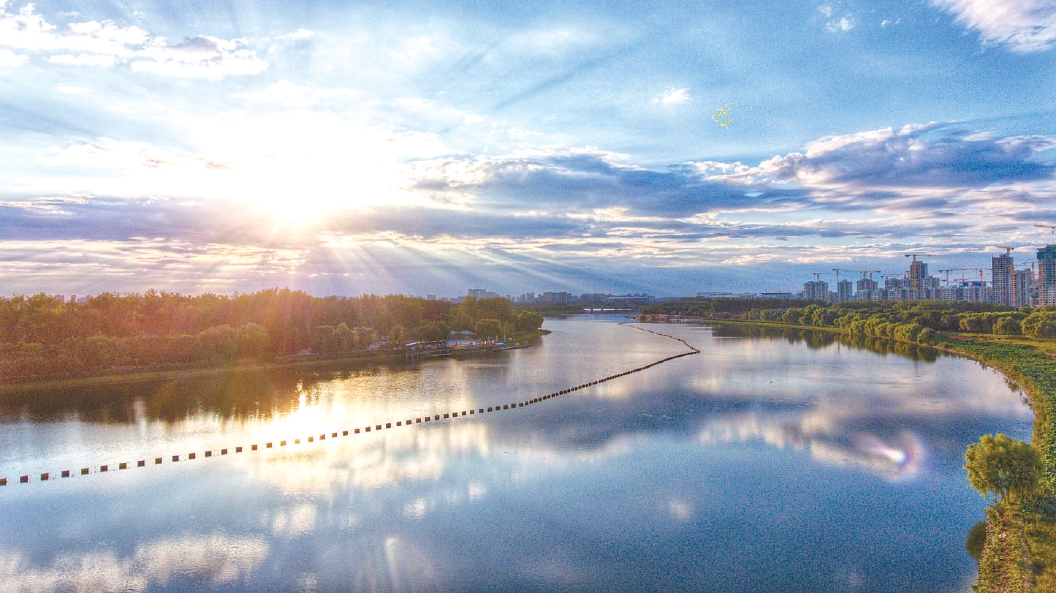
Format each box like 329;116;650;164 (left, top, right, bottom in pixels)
188;111;445;223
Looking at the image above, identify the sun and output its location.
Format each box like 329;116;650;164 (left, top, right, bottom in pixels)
187;111;439;223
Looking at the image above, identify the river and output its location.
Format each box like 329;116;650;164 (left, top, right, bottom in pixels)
0;316;1033;592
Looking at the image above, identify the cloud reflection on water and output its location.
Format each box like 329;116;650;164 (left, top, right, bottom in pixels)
0;533;268;593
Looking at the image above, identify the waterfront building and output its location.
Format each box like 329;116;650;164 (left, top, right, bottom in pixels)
855;276;880;301
908;259;929;292
542;291;570;304
802;280;829;301
836;280;853;303
1038;246;1056;305
992;253;1014;306
1013;269;1034;307
964;281;993;303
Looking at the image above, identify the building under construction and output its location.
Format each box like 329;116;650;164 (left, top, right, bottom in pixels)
799;246;1056;305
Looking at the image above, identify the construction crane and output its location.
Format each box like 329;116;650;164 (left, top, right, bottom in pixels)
939;267;989;286
904;253;935;263
881;273;905;284
834;269;882;283
1035;224;1056;234
998;246;1015;255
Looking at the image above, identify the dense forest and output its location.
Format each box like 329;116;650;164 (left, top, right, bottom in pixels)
642;297;1056;591
0;290;544;382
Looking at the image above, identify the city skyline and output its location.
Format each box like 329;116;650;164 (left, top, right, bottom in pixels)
1;0;1054;296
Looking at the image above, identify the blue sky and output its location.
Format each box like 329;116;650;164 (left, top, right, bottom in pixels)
1;0;1054;297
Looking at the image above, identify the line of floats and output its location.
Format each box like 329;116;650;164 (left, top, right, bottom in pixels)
1;324;699;488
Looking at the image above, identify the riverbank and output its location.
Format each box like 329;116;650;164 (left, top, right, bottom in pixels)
0;350;404;395
0;332;550;395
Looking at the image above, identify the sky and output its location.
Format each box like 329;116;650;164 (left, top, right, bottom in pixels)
1;0;1055;298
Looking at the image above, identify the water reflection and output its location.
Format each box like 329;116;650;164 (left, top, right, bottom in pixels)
710;322;941;362
0;533;268;593
0;319;1034;592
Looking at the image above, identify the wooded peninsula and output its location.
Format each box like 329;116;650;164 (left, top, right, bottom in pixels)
0;289;544;387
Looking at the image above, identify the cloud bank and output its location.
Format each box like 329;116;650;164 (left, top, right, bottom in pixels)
0;2;267;78
1;120;1053;295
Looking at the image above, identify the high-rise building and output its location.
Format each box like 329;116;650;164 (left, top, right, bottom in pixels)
908;259;928;292
855;276;879;301
802;280;829;301
1013;269;1034;307
1038;246;1056;304
837;280;853;302
856;276;878;292
992;253;1014;306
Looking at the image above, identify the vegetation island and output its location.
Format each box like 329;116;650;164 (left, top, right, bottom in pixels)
0;289;544;390
639;297;1056;591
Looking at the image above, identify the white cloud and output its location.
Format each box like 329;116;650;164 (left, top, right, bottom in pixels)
653;87;690;106
281;28;314;41
56;84;89;94
753;124;1056;189
818;4;855;32
826;16;856;32
131;36;268;79
49;53;116;66
0;2;57;52
0;47;25;68
0;2;268;77
931;0;1056;53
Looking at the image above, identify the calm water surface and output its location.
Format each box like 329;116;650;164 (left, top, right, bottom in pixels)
0;317;1033;592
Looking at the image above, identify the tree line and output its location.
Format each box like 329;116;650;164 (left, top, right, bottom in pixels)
0;290;544;381
643;298;1056;344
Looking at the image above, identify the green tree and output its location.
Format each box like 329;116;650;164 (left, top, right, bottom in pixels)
388;324;409;343
966;520;987;561
312;325;335;355
474;318;504;339
993;316;1021;336
964;433;1042;503
514;311;544;334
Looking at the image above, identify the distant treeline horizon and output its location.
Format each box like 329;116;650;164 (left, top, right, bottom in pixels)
0;289;544;382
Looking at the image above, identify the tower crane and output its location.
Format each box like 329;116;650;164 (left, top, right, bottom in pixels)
858;270;881;281
904;253;935;263
939;267;989;286
834;269;882;283
997;246;1015;255
1035;224;1056;234
881;273;905;285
